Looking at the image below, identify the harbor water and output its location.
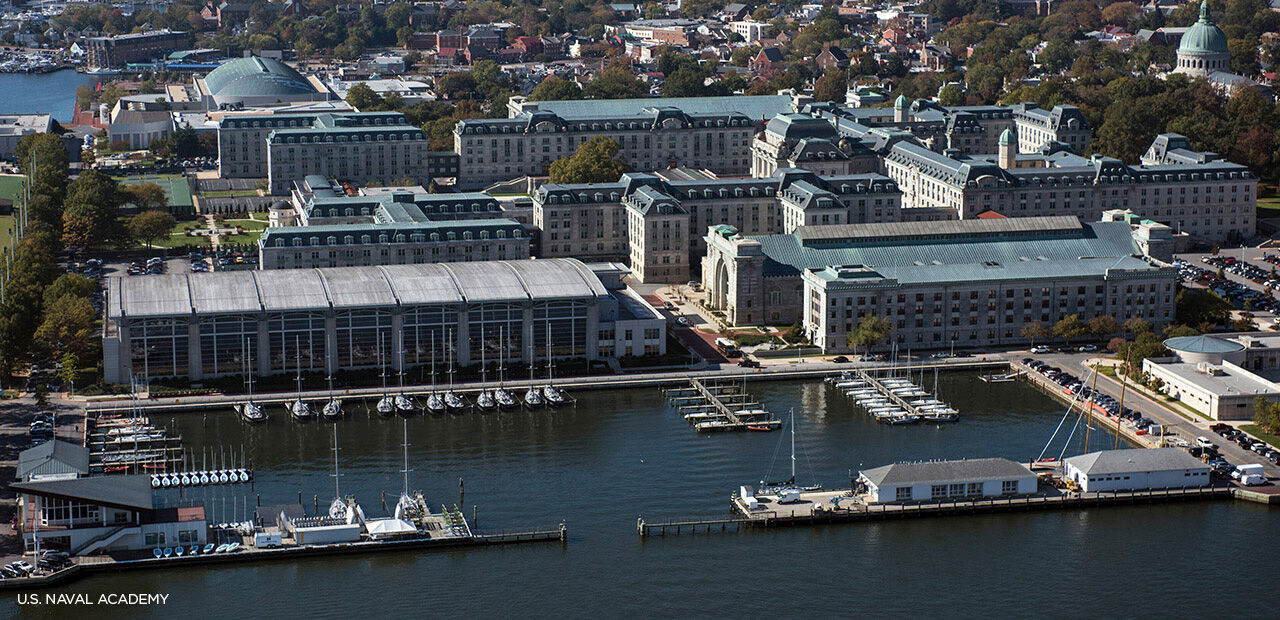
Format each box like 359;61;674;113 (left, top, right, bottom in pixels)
4;373;1279;617
0;70;93;122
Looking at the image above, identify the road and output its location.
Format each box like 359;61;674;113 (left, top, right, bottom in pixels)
1029;351;1279;477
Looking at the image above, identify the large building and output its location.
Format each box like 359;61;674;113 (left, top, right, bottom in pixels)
857;458;1038;503
454;106;758;190
0;114;54;160
259;178;529;269
195;56;331;110
1063;448;1210;493
532;168;901;283
751;113;879;178
102;259;665;383
702;216;1177;349
1141;332;1280;420
1012;103;1091;154
883;135;1256;244
1173;1;1229;79
85;29;191;70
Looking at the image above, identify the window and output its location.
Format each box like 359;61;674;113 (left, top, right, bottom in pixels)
895;487;912;501
931;484;947;499
1001;480;1019;495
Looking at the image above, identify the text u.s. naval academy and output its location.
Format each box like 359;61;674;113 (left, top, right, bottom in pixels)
18;593;169;605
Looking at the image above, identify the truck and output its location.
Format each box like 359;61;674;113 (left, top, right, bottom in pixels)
253;531;283;548
1235;464;1267;485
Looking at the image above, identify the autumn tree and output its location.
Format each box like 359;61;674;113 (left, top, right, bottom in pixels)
34;294;96;359
1053;314;1088;345
547;137;633;184
583;63;648;99
129;210;177;249
847;314;893;355
529;76;583;101
1021;321;1050;346
121;182;167;210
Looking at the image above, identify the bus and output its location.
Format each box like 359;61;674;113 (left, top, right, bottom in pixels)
714;338;741;358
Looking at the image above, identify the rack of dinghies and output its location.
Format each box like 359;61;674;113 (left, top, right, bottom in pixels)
150;469;253;488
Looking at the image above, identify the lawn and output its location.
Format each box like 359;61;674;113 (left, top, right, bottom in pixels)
1257;187;1280;219
0;214;13;250
1240;424;1280;449
0;174;24;201
142;217;210;249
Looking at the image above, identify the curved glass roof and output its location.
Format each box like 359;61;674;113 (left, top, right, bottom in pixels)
1164;335;1244;354
204;56;318;98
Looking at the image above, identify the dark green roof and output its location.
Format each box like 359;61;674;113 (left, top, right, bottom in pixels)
204;56;319;98
1178;1;1227;55
1164;335;1244;354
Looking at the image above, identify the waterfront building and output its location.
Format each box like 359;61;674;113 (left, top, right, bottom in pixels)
259;179;529;269
883;135;1256;244
101;259;665;383
0;113;53;160
857;458;1038;503
85;29;191;70
702;216;1177;348
12;475;207;555
17;440;89;482
533;168;900;283
1139;333;1280;420
1063;448;1210;493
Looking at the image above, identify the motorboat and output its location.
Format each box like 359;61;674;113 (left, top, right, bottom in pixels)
152;548;162;559
202;543;215;554
523;387;544;408
376;396;395;417
395;394;416;415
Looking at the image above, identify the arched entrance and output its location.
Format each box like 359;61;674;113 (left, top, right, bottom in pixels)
713;259;729;310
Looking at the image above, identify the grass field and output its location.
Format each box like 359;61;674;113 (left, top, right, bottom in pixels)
1240;424;1280;449
0;175;25;251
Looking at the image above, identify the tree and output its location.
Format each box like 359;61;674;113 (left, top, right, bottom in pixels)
937;83;966;106
1021;321;1050;346
583;63;648;99
529;76;583;101
129;210;177;249
121;182;167;210
34;294;96;359
58;352;79;394
437;72;478;99
1088;315;1119;339
662;66;712;97
1254;397;1280;432
847;314;893;355
1176;289;1232;327
1053;314;1087;345
61;169;122;249
345;82;385;110
813;69;847;103
1124;317;1153;337
42;274;96;308
730;45;759;67
1101;1;1140;25
547;137;633;184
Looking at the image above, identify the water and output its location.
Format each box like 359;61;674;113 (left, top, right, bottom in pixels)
0;70;93;122
5;374;1278;618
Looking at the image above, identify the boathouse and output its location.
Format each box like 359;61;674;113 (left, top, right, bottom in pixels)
1062;448;1210;493
857;458;1037;503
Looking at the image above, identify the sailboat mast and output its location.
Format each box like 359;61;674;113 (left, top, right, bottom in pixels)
332;424;340;499
401;417;409;495
1084;360;1099;453
790;411;796;481
1114;349;1132;450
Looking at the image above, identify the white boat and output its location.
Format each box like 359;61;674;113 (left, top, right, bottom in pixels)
495;388;517;410
543;385;566;407
376;396;395;417
322;375;343;420
444;391;466;412
524;387;544;408
290;399;313;421
239;402;266;423
395;394;415;415
239;337;266;422
375;332;395;417
476;391;496;411
425;393;446;415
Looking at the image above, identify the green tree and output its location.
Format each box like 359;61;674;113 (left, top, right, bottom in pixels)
529;76;583;101
345;82;385;110
937;83;966;106
847;314;893;355
1053;314;1087;345
583;63;648;99
437;72;478;99
1176;288;1232;327
730;45;760;67
121;182;167;210
34;294;96;359
1253;396;1280;432
129;210;177;249
547;137;633;183
1021;320;1050;346
58;352;79;394
813;69;847;103
1088;315;1119;339
42;273;96;308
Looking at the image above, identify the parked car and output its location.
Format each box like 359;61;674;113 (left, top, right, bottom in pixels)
1030;345;1051;354
737;359;761;368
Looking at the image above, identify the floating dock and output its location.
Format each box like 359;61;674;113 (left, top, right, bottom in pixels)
833;369;958;424
664;377;781;432
85;414;184;475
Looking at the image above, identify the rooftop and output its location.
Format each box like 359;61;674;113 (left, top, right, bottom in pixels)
1064;448;1209;475
1145;360;1280;398
11;474;157;511
514;94;791;122
1164;334;1245;354
860;458;1035;488
17;440;90;481
203;56;320;98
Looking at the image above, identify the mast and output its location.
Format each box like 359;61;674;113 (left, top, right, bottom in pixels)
498;325;505;388
295;335;302;397
1115;349;1132;450
545;321;552;386
379;331;387;393
332;423;340;500
790;410;796;482
401;417;409;495
429;331;435;392
1084;358;1099;453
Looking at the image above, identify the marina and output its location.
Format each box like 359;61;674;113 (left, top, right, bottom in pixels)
829;367;960;424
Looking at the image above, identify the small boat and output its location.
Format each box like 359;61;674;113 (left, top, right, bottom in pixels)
444;391;466;412
199;472;210;485
239;402;266;423
746;425;774;432
215;544;229;553
152;548;163;559
203;543;215;554
476;390;496;412
189;545;199;555
523;387;544;408
218;470;230;483
395;394;416;415
174;546;184;556
543;385;566;407
150;476;161;488
163;547;173;558
495;388;518;410
425;393;446;415
322;398;343;421
376;396;395;417
290;399;313;421
225;542;240;553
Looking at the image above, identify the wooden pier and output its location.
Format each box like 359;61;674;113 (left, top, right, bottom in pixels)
664;377;781;432
86;415;184;475
854;369;924;418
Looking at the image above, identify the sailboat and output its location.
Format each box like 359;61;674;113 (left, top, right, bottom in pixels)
475;323;496;412
289;337;313;421
756;411;821;500
376;332;395;417
238;337;266;423
443;329;467;412
425;332;446;415
322;374;343;421
393;418;420;521
541;322;566;407
327;423;347;519
495;326;517;410
919;366;959;423
523;332;544;408
395;341;416;415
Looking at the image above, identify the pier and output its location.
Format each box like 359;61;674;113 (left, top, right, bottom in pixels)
86;415;184;475
665;377;782;432
636;485;1232;536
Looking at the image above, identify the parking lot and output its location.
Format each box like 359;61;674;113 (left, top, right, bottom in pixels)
1174;249;1280;318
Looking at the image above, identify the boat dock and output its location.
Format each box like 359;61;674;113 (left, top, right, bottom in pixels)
833;369;958;424
86;414;184;475
980;371;1023;383
636;484;1232;536
664;378;782;432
